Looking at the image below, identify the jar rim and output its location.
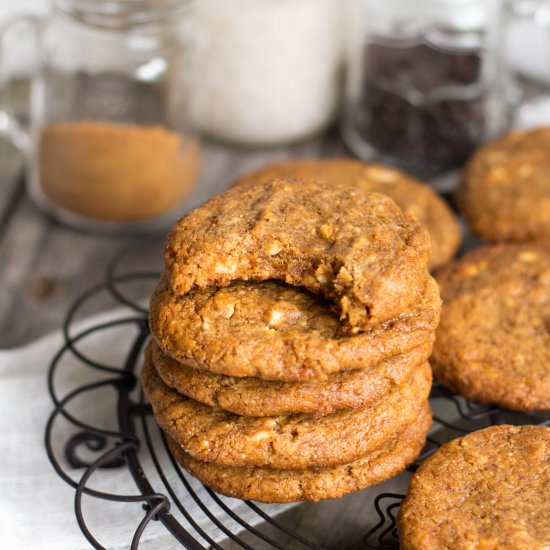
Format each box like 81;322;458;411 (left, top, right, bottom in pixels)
52;0;192;29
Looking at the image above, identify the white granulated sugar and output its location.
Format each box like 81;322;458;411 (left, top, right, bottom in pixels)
189;0;343;145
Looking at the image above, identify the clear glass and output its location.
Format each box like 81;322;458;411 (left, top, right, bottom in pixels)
188;0;344;147
342;0;511;177
504;0;550;127
4;0;199;233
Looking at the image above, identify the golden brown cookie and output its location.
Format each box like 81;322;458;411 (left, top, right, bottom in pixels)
165;179;431;331
398;425;550;550
234;159;461;270
150;277;440;381
166;404;432;503
150;339;431;416
459;127;550;242
141;358;432;469
432;244;550;411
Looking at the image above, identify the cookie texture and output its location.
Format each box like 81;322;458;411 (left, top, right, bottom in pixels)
432;244;550;411
150;277;440;381
150;340;431;416
459;127;550;242
165;179;431;331
235;159;460;270
398;425;550;550
166;404;432;503
141;358;432;469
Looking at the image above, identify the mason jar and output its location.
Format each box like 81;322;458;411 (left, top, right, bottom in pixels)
342;0;511;177
504;0;550;127
0;0;200;233
188;0;344;146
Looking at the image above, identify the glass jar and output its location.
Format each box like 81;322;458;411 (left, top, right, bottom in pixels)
188;0;344;146
504;0;550;127
0;0;200;233
342;0;510;177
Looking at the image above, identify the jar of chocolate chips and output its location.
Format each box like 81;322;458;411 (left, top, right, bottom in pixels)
342;0;511;176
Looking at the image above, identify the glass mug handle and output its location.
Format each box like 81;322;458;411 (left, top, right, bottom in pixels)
0;14;42;157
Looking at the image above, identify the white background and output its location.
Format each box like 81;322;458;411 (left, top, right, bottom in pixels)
0;0;48;20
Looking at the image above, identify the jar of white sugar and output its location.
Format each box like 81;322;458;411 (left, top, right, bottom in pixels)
189;0;344;146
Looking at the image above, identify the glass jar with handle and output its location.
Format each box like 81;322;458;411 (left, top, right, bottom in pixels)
0;0;200;233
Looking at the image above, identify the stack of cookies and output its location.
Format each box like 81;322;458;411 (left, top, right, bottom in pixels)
143;178;441;503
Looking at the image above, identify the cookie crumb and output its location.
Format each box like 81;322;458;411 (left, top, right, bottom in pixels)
31;277;58;299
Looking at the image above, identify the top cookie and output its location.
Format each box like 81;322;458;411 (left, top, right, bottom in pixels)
459;127;550;242
165;179;431;331
234;159;460;270
398;424;550;550
432;244;550;411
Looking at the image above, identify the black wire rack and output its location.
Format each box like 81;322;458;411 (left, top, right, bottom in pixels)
45;249;550;550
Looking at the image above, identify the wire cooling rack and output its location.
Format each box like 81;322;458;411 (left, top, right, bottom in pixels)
45;251;550;550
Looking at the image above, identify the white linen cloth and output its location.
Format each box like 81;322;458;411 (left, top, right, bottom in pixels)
0;310;295;549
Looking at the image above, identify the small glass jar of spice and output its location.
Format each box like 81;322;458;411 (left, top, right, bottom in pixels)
0;0;200;232
342;0;510;176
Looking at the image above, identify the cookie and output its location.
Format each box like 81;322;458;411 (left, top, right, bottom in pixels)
166;404;432;503
459;127;550;242
150;339;431;416
150;277;440;381
234;159;460;270
432;244;550;411
141;358;432;469
165;179;431;331
398;425;550;550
